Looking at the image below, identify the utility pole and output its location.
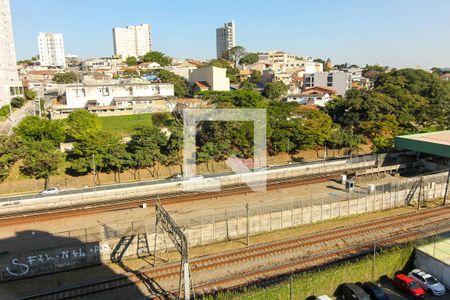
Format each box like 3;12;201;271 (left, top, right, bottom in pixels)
443;170;450;206
92;154;96;185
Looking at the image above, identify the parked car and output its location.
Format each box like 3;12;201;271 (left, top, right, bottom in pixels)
360;282;390;300
409;269;446;296
166;174;204;181
306;296;333;300
166;174;183;181
393;274;426;299
337;283;371;300
39;187;59;196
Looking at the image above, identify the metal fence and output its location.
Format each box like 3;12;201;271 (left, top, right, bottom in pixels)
0;171;448;281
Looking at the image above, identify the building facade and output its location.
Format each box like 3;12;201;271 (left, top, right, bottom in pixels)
0;0;23;106
303;72;351;96
216;21;235;59
188;66;230;91
62;81;174;109
113;24;151;59
38;32;66;68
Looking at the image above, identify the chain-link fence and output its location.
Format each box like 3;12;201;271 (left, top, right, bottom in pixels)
0;171;448;281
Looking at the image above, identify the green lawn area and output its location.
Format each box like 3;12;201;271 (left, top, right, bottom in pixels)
99;114;153;137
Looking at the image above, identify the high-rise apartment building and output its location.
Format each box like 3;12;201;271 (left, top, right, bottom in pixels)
112;24;151;59
0;0;23;106
38;32;66;68
216;21;235;59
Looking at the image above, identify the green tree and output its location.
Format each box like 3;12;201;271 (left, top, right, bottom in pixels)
205;59;240;83
222;46;246;66
10;97;26;108
263;81;289;100
20;140;65;189
0;135;20;182
372;136;394;154
163;124;184;174
122;68;139;78
128;126;168;179
66;110;101;141
70;130;123;184
240;53;259;65
240;80;256;90
125;56;138;66
250;70;262;83
156;69;189;97
24;90;37;100
142;51;173;66
15;116;65;146
198;90;268;108
52;71;80;84
103;143;131;182
341;131;365;158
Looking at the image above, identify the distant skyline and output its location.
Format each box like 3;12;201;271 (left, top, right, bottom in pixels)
10;0;450;68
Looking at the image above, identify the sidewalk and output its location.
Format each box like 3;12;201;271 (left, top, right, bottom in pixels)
0;101;34;135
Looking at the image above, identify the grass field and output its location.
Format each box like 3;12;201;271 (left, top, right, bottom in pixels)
99;114;153;137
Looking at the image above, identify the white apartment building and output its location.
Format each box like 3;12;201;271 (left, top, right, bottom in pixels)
113;24;151;59
38;32;66;68
0;0;23;106
216;21;235;59
188;66;230;91
303;72;352;96
62;81;174;109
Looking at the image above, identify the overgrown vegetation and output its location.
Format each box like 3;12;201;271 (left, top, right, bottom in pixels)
207;244;415;299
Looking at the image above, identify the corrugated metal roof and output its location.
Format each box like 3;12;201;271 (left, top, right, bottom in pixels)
394;131;450;158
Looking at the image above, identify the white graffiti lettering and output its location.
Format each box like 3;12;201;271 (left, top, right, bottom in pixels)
5;258;30;276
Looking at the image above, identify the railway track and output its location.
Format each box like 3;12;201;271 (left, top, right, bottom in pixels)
0;170;346;226
18;205;450;300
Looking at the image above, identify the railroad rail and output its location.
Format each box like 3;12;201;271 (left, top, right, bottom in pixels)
17;205;450;300
0;170;347;226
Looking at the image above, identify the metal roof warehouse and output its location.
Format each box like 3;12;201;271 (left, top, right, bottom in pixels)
394;131;450;158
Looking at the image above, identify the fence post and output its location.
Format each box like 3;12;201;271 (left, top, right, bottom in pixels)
321;195;324;221
291;198;294;227
246;203;250;246
212;211;216;242
301;198;304;225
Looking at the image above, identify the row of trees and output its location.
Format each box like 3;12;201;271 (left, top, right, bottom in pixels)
0;110;184;187
326;68;450;152
125;51;173;67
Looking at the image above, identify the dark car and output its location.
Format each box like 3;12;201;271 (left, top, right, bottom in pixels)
338;283;371;300
361;282;390;300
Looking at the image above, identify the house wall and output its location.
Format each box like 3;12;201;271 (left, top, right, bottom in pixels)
304;72;351;96
188;66;230;91
63;83;174;108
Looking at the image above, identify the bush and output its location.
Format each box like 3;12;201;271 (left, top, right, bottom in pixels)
0;105;10;119
10;97;26;108
24;90;37;100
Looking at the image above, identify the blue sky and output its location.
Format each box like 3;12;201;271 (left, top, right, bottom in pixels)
10;0;450;68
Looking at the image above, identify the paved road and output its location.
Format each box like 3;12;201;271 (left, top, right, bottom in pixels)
0;155;360;203
0;101;34;135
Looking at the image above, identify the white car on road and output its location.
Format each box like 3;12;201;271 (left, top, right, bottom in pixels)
39;187;59;196
409;269;446;296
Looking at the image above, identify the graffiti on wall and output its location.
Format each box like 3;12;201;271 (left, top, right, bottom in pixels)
4;244;110;277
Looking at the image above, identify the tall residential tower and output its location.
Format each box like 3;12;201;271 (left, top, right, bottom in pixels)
112;24;151;59
216;21;235;59
0;0;23;106
38;32;66;68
